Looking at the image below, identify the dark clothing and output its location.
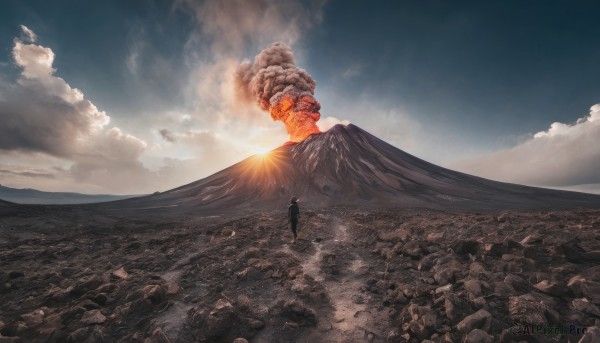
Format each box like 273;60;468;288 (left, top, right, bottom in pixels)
288;202;299;221
290;219;298;238
288;202;299;238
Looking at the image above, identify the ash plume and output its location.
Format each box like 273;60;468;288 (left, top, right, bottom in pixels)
235;42;321;142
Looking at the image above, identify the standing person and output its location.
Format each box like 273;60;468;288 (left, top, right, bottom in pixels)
288;196;300;243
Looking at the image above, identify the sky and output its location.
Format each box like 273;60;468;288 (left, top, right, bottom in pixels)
1;0;600;195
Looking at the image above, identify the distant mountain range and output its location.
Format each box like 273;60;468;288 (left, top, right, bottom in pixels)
0;185;140;204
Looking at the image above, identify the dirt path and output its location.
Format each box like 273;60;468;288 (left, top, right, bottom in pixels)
154;235;208;339
278;215;391;342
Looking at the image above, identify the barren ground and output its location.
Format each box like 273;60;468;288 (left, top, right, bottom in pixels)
1;207;600;342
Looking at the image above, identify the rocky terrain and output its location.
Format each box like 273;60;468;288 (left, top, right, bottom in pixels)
1;207;600;342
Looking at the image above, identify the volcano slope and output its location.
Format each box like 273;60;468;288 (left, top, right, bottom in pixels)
105;124;600;217
2;124;600;342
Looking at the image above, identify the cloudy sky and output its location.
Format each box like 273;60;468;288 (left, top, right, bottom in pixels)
1;0;599;195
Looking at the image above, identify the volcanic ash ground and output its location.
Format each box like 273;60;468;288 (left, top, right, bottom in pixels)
1;207;600;342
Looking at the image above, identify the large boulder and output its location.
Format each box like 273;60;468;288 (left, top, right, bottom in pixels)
280;299;317;326
143;285;166;305
453;240;479;255
567;275;600;304
206;299;237;337
578;326;600;343
80;310;106;326
464;329;494;343
456;309;492;333
508;294;559;326
445;293;471;325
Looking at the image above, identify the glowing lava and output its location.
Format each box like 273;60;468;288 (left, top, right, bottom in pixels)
270;92;321;142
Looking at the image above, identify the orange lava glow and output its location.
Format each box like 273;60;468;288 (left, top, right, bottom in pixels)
270;93;321;142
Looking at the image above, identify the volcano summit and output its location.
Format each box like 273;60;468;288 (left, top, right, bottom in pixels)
119;124;600;213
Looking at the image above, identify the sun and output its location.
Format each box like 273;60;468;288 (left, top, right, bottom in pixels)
253;147;270;156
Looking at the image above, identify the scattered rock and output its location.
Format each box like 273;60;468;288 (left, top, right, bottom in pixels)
534;280;565;296
453;240;479;255
281;299;317;326
111;267;129;280
445;293;471;325
80;309;106;325
502;238;523;251
418;254;436;271
509;294;550;325
89;293;108;306
504;273;529;293
464;280;482;299
464;328;494;343
143;285;166;305
401;240;422;258
571;298;600;317
578;326;600;343
205;299;236;337
567;276;600;304
456;309;492;333
520;234;542;245
434;269;455;286
493;282;516;297
435;284;452;294
144;328;170;343
426;231;444;243
20;308;45;326
483;243;503;256
166;282;181;294
67;327;89;343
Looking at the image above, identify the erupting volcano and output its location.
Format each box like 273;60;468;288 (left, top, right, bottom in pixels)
236;42;321;142
115;124;600;214
104;42;600;214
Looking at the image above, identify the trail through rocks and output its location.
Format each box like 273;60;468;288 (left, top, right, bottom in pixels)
155;235;209;339
279;215;390;342
4;208;600;342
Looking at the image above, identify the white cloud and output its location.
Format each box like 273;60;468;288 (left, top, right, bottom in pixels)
340;64;362;80
19;25;37;42
13;40;56;79
453;104;600;191
0;27;154;194
317;116;351;131
1;39;110;156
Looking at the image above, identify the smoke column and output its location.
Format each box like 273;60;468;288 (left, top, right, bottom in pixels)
235;42;321;142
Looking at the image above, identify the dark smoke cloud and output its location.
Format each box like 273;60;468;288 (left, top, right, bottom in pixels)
234;42;321;141
235;42;316;110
